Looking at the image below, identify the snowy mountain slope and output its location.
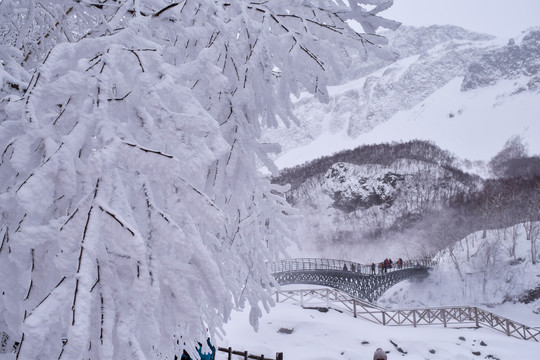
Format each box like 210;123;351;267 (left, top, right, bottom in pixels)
262;26;540;170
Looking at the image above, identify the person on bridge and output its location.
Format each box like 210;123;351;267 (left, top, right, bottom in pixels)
397;258;403;269
371;262;376;275
373;347;387;360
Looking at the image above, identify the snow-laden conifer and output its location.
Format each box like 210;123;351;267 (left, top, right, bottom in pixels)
0;1;398;358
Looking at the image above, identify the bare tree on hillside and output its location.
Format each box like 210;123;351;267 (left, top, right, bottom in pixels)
489;135;528;178
496;225;521;260
521;185;540;264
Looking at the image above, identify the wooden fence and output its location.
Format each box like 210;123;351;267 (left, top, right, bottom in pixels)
274;288;540;342
217;347;283;360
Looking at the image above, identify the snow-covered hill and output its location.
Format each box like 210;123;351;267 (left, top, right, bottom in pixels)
262;26;540;170
379;224;540;313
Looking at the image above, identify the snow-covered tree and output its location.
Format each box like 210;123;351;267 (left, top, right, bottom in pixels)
0;0;398;359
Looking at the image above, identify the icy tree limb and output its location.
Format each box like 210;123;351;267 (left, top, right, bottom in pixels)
98;205;135;236
26;277;67;319
152;2;180;18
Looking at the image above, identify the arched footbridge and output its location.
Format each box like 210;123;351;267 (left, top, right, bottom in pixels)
268;258;435;302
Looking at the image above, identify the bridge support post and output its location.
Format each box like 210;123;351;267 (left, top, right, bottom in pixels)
326;289;329;308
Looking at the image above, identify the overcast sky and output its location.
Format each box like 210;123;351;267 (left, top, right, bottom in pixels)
384;0;540;38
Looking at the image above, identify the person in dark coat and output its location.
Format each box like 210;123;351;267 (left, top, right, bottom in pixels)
373;347;387;360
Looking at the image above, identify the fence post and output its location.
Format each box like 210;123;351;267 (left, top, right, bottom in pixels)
413;310;417;327
474;307;479;327
506;319;511;337
353;299;357;318
382;311;386;325
228;347;232;360
243;350;248;360
300;291;304;307
276;291;279;303
442;309;447;327
276;352;283;360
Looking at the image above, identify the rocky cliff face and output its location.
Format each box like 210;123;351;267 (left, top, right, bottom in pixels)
462;30;540;90
323;162;404;212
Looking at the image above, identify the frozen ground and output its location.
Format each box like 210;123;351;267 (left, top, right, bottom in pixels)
218;293;539;360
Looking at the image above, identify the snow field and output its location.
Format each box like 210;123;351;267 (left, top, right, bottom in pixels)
219;300;539;360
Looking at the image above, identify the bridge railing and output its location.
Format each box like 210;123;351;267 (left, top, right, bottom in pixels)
267;258;434;275
273;288;540;342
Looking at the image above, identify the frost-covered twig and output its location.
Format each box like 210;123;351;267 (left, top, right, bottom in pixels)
98;205;135;236
15;214;26;232
60;208;79;232
127;49;145;72
299;45;325;71
15;333;24;360
152;2;180;18
90;262;100;292
1;142;14;166
123;142;173;158
26;277;67;319
107;91;131;102
53;97;71;125
0;228;8;253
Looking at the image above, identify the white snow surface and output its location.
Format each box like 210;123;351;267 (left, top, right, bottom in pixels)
218;300;539;360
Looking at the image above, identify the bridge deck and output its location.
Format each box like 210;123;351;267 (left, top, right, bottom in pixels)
268;258;434;302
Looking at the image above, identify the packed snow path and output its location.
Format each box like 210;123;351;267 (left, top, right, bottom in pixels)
268;258;433;302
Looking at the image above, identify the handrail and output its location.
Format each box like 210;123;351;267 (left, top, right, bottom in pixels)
267;258;434;275
273;288;540;342
217;347;283;360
